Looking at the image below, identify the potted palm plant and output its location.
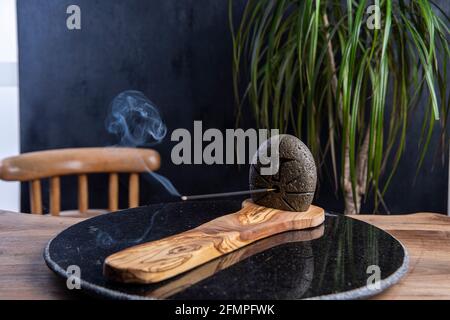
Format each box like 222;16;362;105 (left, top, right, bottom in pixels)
229;0;449;214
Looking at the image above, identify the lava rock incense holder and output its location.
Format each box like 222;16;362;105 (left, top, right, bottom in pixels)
250;134;317;212
103;134;325;284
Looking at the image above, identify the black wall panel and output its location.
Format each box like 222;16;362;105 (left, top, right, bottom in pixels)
17;0;448;214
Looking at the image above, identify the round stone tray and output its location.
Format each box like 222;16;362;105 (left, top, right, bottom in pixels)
44;200;408;300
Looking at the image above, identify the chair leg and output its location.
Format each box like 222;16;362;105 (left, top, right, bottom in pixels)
30;180;42;214
50;177;61;215
78;174;88;213
129;173;139;208
109;173;119;211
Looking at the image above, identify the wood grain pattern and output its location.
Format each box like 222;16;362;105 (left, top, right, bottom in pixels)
50;177;61;215
78;174;89;213
128;173;139;208
0;148;160;215
103;201;325;284
350;213;450;300
0;147;160;181
108;173;119;212
0;210;449;299
0;211;85;299
146;225;325;299
30;180;42;214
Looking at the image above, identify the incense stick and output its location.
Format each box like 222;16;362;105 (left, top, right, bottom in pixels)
181;188;276;201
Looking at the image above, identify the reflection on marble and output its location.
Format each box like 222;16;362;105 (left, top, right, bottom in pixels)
44;200;408;300
146;225;324;299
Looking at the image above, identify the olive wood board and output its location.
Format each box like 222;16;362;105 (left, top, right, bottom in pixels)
104;200;325;284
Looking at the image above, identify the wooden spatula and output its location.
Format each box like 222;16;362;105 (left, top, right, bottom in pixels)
104;200;324;284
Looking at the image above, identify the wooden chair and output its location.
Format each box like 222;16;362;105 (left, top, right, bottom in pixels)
0;148;160;217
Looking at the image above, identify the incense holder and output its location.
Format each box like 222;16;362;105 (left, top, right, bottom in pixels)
250;134;317;212
44;200;408;299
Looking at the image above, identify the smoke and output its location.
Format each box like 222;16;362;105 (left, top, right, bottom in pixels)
145;172;181;197
106;90;180;197
93;207;164;249
106;90;167;147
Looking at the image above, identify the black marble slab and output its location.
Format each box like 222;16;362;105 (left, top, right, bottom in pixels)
44;200;408;299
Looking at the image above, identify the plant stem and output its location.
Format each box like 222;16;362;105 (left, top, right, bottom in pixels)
324;13;359;214
324;13;372;214
345;128;370;214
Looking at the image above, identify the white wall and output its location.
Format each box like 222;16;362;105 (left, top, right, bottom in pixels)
0;0;20;212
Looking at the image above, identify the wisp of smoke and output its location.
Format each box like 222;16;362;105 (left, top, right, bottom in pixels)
146;172;180;197
105;90;180;197
106;90;167;147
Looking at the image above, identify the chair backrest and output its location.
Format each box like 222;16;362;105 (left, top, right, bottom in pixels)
0;148;160;215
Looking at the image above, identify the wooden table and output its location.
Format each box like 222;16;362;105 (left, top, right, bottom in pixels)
0;210;449;300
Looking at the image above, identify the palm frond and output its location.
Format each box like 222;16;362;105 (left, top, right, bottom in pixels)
230;0;449;213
